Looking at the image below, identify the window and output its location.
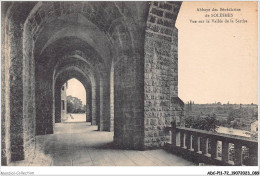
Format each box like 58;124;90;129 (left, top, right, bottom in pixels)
62;100;65;110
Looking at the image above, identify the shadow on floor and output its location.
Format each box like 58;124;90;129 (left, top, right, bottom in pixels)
10;122;194;166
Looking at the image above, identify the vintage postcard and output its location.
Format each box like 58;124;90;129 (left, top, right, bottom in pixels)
1;1;258;175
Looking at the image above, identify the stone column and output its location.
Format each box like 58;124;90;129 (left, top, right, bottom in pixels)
99;74;111;131
55;83;62;123
222;141;229;163
144;1;183;149
110;62;114;131
1;11;11;165
91;85;97;125
86;85;92;122
35;64;54;135
8;19;25;161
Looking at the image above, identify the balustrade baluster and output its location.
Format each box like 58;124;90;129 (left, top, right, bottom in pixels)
172;125;257;166
249;144;258;166
193;135;199;152
186;132;191;150
222;141;229;163
171;121;177;146
211;139;217;159
180;131;184;148
234;143;242;166
201;136;208;155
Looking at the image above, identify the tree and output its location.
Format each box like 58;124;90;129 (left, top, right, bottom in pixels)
67;100;74;113
184;113;219;132
66;95;86;113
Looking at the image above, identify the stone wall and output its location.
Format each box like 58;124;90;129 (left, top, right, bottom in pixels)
143;1;183;149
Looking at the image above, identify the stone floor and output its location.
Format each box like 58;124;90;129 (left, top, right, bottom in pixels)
10;122;194;166
63;113;86;123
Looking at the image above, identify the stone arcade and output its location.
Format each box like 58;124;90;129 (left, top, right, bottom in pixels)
1;1;184;165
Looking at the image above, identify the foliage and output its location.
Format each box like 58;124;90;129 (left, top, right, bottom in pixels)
67;95;86;113
227;108;258;129
184;114;219;132
185;103;258;131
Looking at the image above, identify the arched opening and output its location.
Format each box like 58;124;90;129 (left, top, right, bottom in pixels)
60;78;87;123
53;66;94;128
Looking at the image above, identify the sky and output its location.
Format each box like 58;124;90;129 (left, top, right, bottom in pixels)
66;2;258;105
66;78;86;105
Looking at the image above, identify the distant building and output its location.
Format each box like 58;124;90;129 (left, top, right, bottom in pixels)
251;120;258;133
61;82;68;122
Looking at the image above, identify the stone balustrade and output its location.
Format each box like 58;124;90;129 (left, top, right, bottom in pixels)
166;121;258;166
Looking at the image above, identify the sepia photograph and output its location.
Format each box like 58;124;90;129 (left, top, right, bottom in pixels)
1;0;259;175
